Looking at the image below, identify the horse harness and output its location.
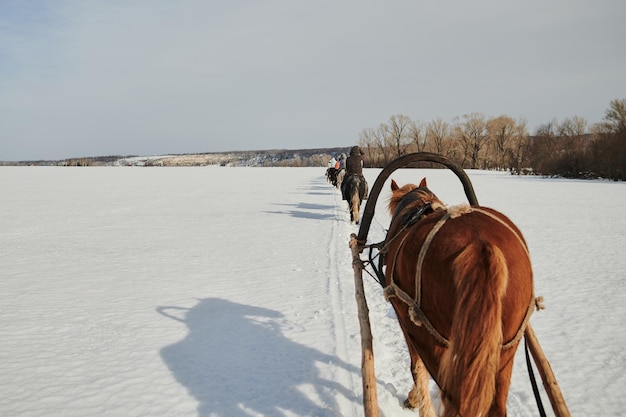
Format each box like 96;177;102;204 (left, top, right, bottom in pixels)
376;201;540;350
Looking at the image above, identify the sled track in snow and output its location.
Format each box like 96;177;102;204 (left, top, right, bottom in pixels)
326;185;363;416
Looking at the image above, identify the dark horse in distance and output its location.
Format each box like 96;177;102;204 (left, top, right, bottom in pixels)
341;174;368;224
383;178;536;417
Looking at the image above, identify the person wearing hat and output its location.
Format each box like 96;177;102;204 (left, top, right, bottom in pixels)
338;153;347;171
345;146;364;176
341;146;368;200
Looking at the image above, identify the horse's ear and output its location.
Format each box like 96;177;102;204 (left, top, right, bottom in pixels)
391;179;399;191
419;178;427;188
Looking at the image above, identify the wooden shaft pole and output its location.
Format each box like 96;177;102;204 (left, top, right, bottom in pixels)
349;234;380;417
524;324;571;417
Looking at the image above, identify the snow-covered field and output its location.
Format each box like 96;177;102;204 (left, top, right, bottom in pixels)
1;166;624;417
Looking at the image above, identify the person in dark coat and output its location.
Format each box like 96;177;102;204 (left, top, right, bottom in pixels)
345;146;364;176
341;146;368;200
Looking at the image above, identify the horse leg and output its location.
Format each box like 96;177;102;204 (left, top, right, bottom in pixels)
337;169;345;189
406;355;436;417
349;201;354;222
392;304;436;416
346;195;354;222
490;348;517;417
351;192;360;224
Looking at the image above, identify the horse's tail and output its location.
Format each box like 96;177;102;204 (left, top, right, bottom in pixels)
440;240;508;417
350;185;361;224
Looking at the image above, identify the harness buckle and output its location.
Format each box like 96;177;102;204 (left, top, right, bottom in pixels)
401;202;433;227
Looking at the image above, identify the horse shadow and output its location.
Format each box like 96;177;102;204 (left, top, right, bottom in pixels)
158;298;360;417
263;202;335;220
302;184;334;196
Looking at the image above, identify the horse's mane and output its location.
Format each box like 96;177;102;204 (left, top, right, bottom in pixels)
388;180;445;219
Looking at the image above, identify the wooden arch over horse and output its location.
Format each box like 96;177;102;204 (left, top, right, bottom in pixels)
349;152;570;417
356;152;479;246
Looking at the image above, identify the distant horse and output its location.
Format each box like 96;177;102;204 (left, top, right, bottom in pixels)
336;168;346;189
326;167;337;185
383;178;536;417
327;167;345;187
342;174;368;224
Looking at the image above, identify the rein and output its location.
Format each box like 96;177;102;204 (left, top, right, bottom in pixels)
366;201;434;288
525;336;548;417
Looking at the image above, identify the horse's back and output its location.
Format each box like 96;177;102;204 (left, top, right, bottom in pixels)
388;206;533;341
343;174;367;198
421;206;530;271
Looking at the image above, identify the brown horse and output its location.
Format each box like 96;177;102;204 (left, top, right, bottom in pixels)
384;178;536;417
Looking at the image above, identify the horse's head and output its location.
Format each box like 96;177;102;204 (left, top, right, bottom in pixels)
388;178;445;217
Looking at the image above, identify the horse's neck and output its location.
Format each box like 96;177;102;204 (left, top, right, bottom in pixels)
392;190;428;222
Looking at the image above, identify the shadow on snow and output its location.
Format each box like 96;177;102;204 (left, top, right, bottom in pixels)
158;298;360;417
263;202;336;220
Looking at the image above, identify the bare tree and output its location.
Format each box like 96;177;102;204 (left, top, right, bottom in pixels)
387;114;413;158
453;113;489;169
374;122;392;165
558;116;588;137
506;119;531;174
426;118;451;156
358;128;378;167
530;119;559;173
600;98;626;133
408;120;427;152
534;119;558;137
486;115;517;170
589;98;626;180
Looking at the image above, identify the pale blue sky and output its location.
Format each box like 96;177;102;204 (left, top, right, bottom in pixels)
1;0;625;160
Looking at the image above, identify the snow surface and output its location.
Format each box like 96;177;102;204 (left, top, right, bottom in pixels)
1;166;624;417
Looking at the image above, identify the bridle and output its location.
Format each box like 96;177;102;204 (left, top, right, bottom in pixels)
366;194;436;289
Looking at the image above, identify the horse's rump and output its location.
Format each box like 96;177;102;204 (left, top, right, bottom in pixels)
326;167;339;186
342;174;367;200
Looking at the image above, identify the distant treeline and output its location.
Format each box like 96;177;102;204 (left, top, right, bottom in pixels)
6;99;624;178
356;98;626;180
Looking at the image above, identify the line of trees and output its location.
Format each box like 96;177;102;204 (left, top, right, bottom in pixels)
357;99;626;180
